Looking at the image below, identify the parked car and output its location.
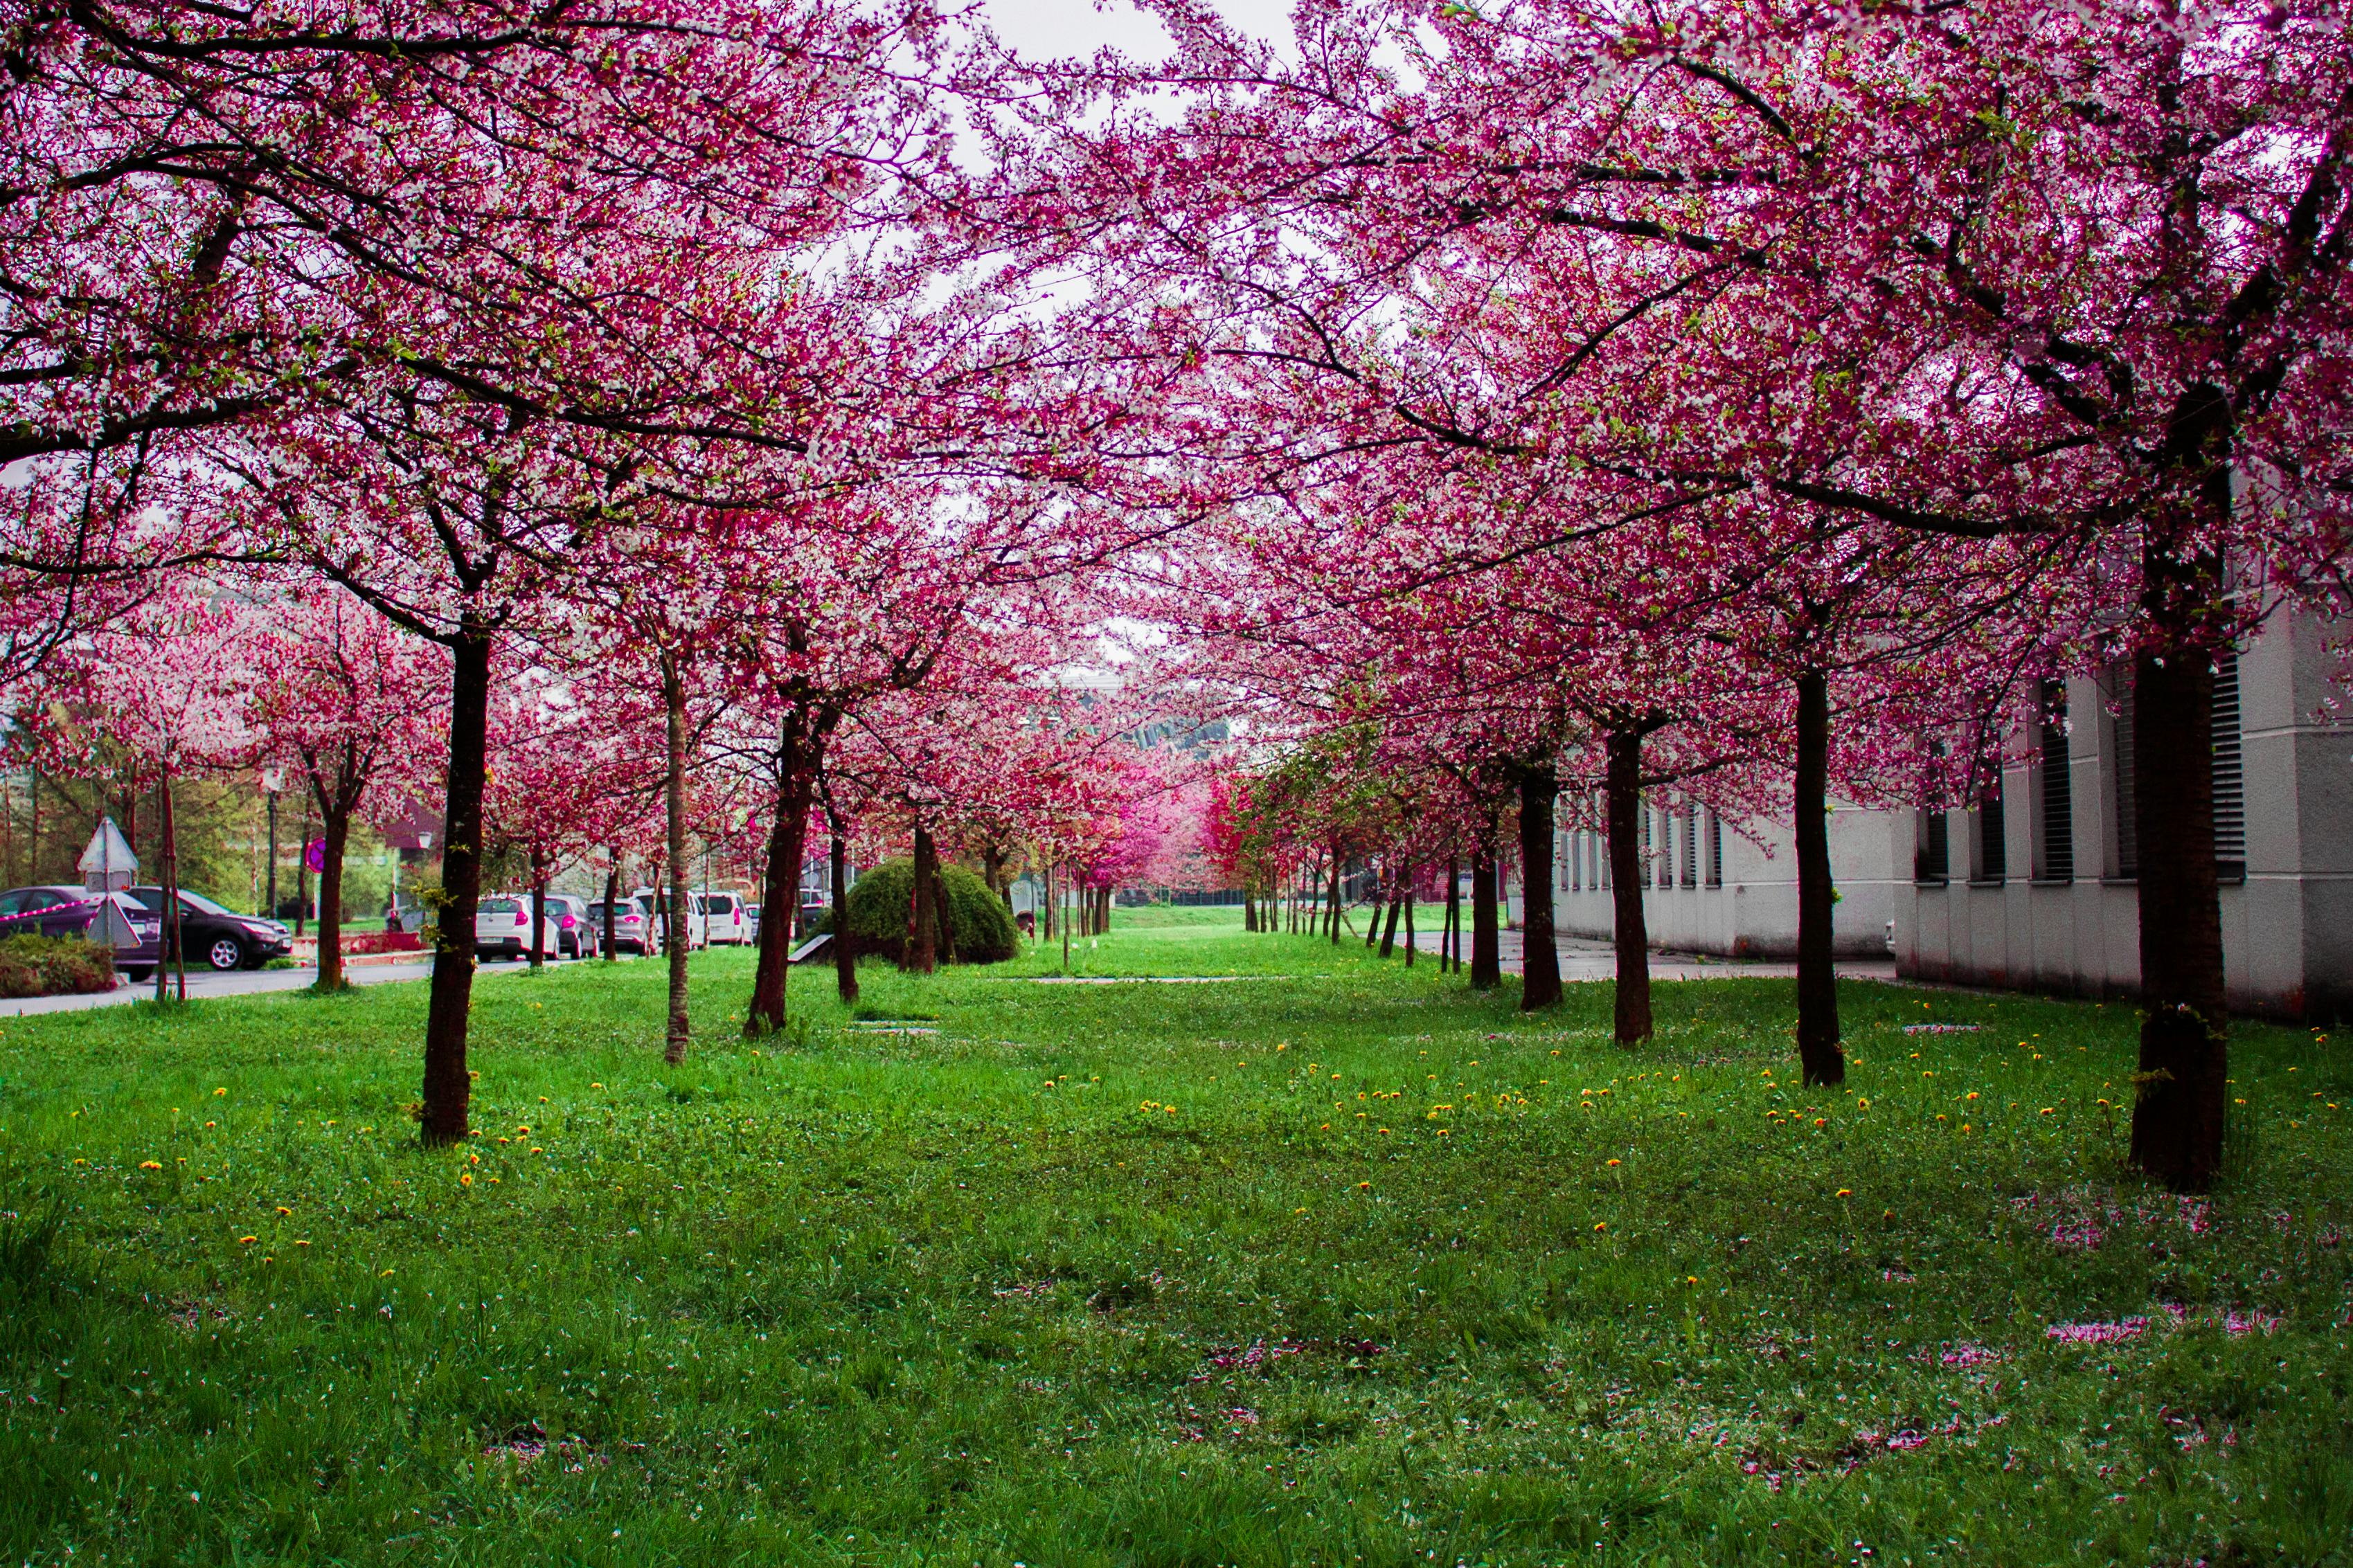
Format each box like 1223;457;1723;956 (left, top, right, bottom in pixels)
474;895;562;961
541;894;601;959
588;896;660;955
125;886;292;971
629;889;705;950
695;890;750;946
0;885;163;980
744;901;761;944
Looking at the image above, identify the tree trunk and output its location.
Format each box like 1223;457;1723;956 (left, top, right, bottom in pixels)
156;763;183;1003
1444;856;1460;973
1793;668;1845;1085
746;737;814;1036
527;860;549;971
602;854;620;961
1403;874;1415;966
907;822;940;974
1244;892;1258;932
1469;838;1500;991
830;819;857;1005
421;620;491;1144
294;795;311;937
1379;881;1402;957
1325;852;1342;944
1519;764;1562;1010
1606;728;1652;1045
2128;612;2228;1189
314;797;352;991
661;652;692;1065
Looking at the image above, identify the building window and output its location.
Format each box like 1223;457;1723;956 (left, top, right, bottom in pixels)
2035;679;2073;882
1705;811;1723;887
2109;666;2138;879
1657;806;1674;890
1915;807;1950;884
2213;652;2244;881
1681;804;1699;887
1568;831;1580;892
1971;777;2006;883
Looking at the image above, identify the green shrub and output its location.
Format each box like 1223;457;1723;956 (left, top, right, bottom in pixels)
0;934;116;998
814;859;1018;964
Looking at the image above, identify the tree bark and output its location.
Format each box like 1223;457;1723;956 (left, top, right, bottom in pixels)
1378;877;1402;957
907;822;940;974
829;818;857;1005
310;791;354;991
1325;851;1342;944
420;618;491;1144
602;854;620;962
1519;764;1562;1010
2128;586;2228;1189
1403;873;1415;967
1469;836;1500;991
1793;668;1845;1085
745;732;814;1036
156;763;184;1003
527;860;548;971
1444;855;1460;973
661;651;691;1065
1606;728;1652;1045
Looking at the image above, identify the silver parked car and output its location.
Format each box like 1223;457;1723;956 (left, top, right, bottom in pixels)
589;896;660;955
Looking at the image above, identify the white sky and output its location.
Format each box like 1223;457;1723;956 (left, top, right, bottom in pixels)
975;0;1290;61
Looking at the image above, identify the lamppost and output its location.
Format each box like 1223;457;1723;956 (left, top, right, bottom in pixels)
259;766;285;917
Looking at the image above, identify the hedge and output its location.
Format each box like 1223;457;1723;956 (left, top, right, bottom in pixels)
814;860;1019;964
0;935;116;998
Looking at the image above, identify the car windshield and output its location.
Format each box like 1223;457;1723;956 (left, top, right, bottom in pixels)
178;890;236;917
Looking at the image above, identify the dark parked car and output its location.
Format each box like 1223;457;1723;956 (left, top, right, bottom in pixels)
125;886;293;971
0;885;163;980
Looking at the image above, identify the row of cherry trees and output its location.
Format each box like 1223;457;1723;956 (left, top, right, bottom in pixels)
1055;0;2352;1191
3;0;2347;1189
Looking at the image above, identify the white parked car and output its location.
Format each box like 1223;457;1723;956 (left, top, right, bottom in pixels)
694;891;751;945
474;895;562;961
629;889;705;951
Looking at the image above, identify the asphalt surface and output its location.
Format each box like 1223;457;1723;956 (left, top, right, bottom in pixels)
0;952;645;1017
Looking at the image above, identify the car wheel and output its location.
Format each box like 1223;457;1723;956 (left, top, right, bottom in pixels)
206;935;246;971
123;966;153;982
558;935;575;960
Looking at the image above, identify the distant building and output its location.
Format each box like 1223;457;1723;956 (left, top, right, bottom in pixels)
1551;606;2352;1022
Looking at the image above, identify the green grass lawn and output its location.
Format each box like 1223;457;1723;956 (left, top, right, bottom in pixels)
3;908;2349;1566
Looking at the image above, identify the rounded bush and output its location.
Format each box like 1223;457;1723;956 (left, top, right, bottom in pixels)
821;859;1019;964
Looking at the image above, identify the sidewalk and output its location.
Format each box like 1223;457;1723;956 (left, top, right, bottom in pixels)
1404;927;1898;982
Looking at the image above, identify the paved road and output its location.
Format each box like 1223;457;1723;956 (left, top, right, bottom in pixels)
1406;927;1899;983
0;953;636;1018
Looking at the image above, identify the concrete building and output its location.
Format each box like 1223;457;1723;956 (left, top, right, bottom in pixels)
1548;606;2352;1022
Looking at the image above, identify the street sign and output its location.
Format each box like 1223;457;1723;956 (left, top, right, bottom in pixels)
305;838;326;874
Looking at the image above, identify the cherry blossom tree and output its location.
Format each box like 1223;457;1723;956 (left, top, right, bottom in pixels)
247;587;449;991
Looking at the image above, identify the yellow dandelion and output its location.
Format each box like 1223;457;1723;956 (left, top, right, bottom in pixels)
1593;1221;1607;1232
1606;1158;1620;1166
138;1160;162;1171
275;1205;292;1216
1357;1181;1371;1189
237;1235;258;1245
213;1088;226;1097
1835;1188;1852;1198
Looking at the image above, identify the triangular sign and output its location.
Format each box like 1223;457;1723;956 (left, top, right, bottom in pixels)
78;817;138;890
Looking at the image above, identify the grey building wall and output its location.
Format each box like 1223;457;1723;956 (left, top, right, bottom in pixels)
1544;605;2350;1020
1553;797;1903;960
